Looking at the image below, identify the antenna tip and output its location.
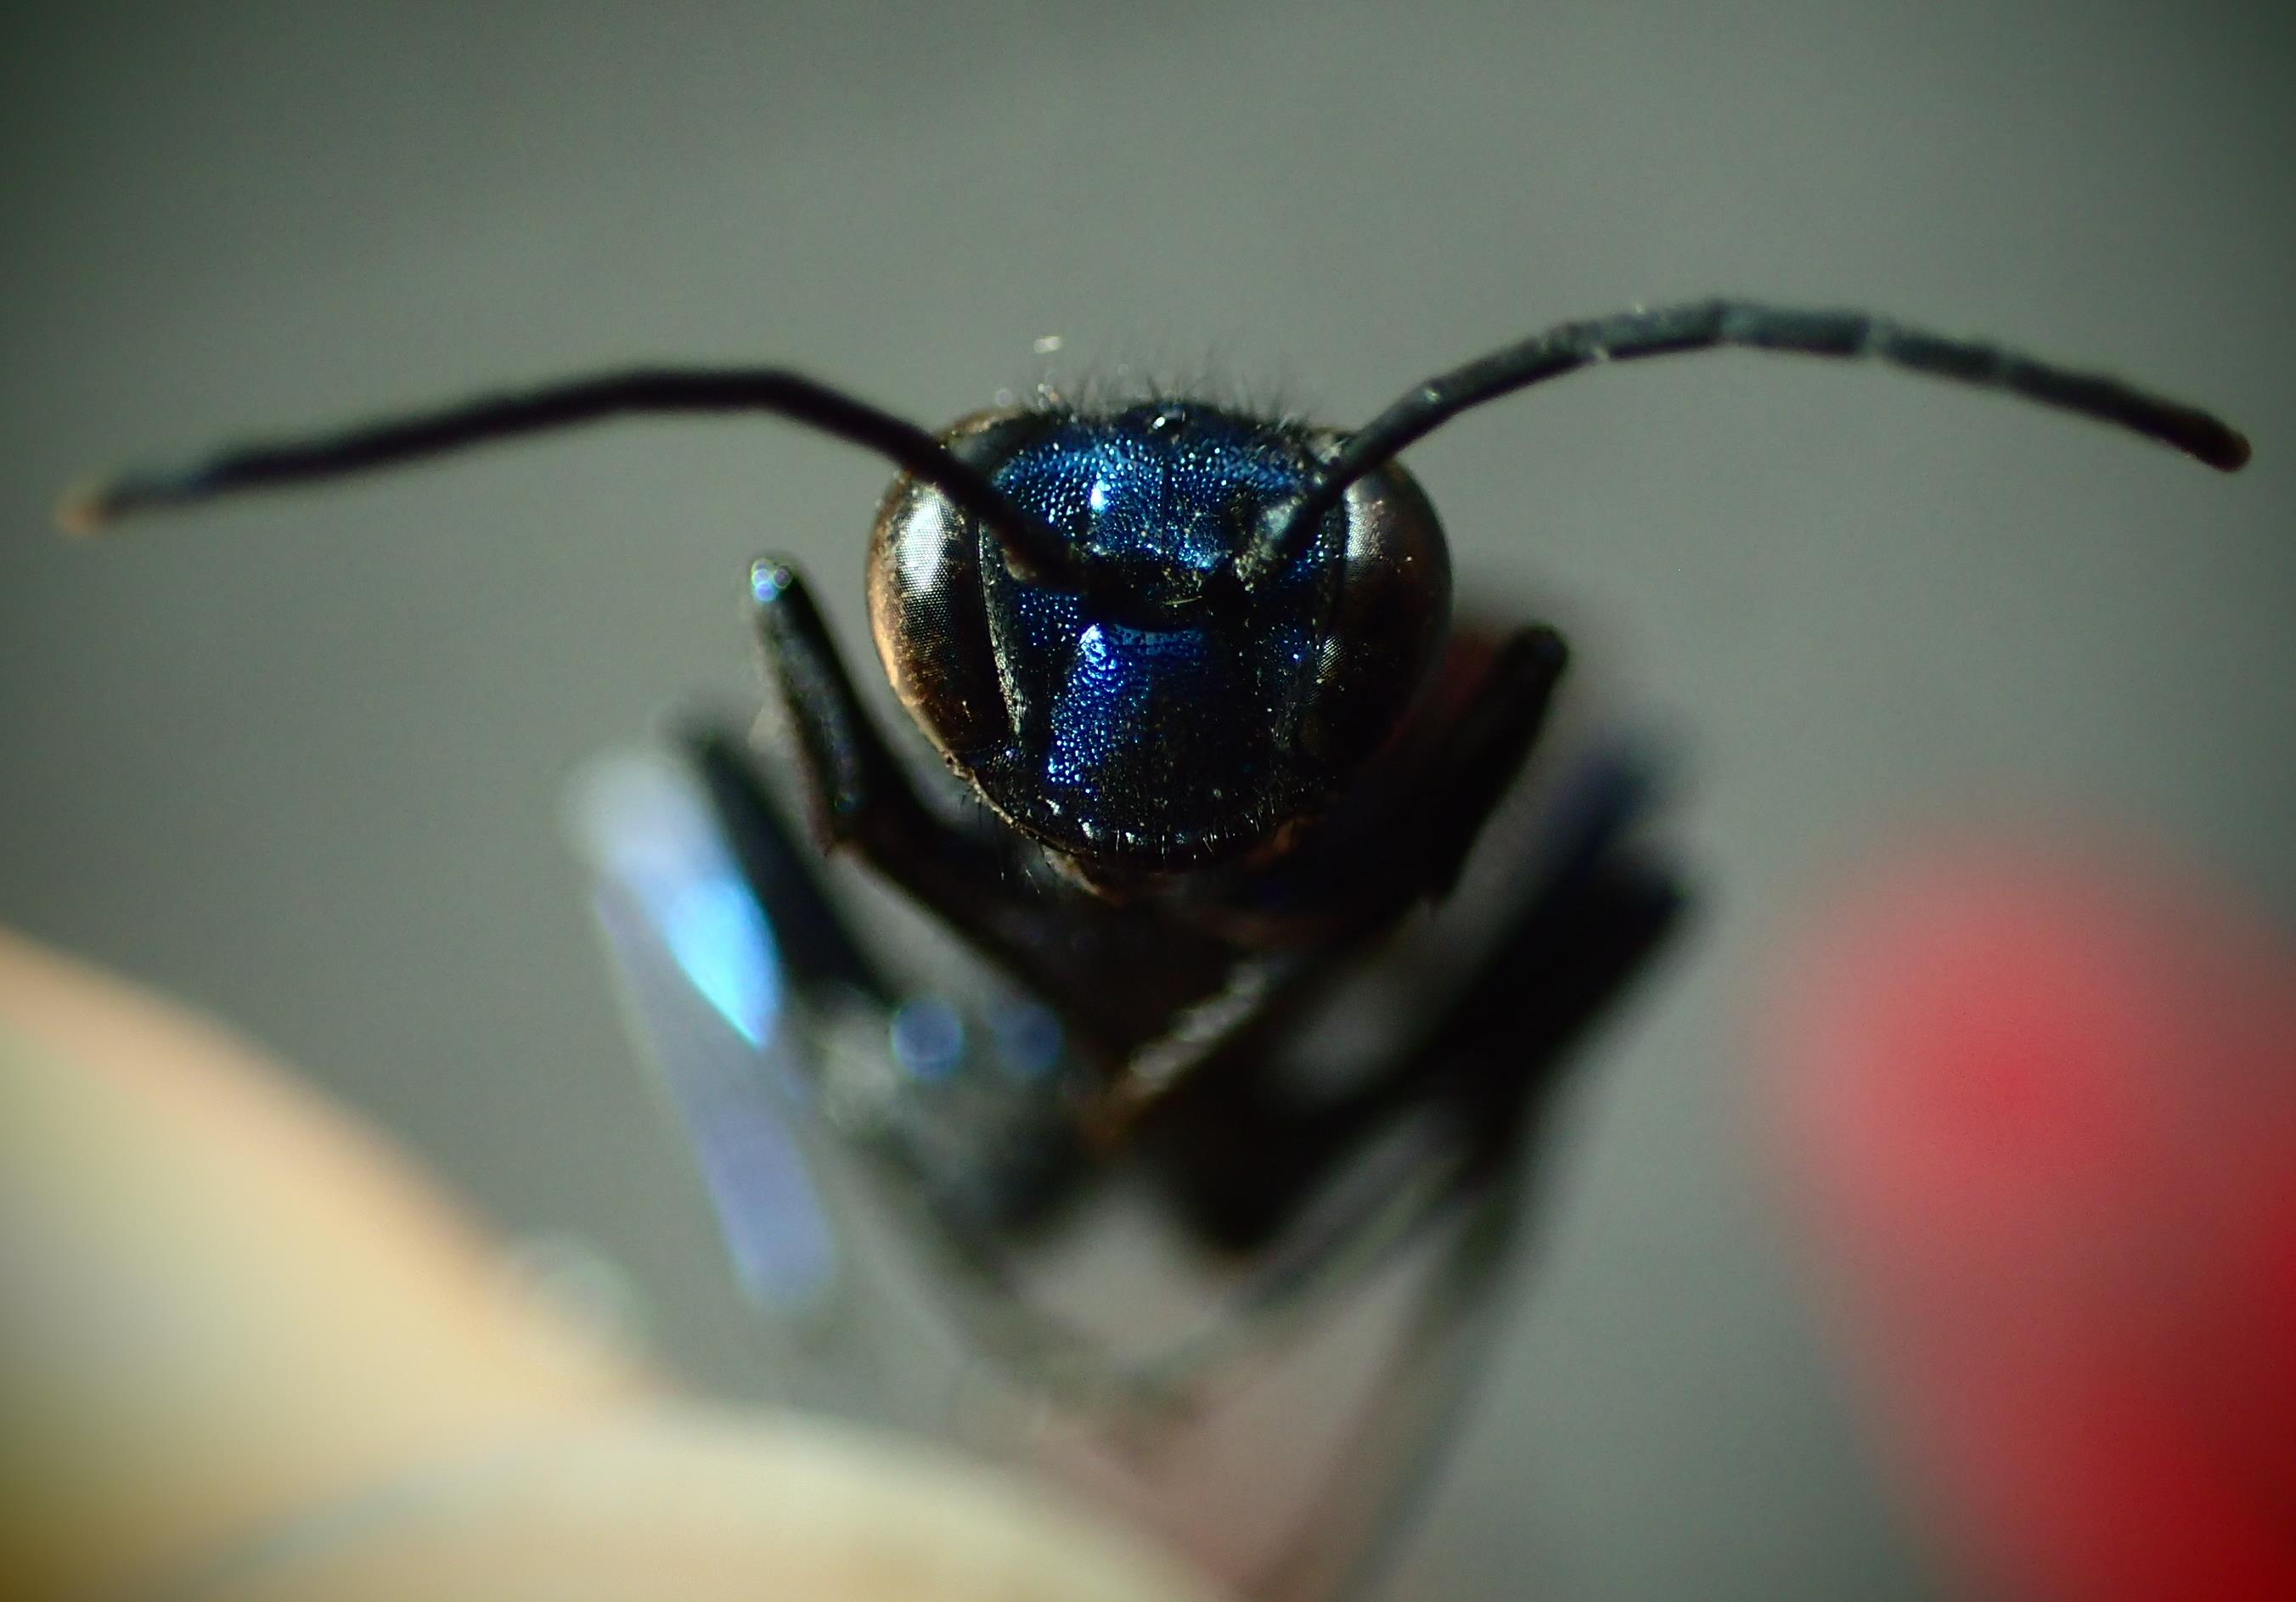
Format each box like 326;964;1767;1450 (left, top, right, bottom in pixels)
2220;428;2253;472
54;479;116;537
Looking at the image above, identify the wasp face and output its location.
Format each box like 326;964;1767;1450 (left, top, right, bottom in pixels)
869;402;1451;880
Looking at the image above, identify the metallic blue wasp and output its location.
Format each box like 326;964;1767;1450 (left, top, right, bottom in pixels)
66;299;2248;1593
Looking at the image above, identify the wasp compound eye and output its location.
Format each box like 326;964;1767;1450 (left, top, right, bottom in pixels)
868;402;1451;874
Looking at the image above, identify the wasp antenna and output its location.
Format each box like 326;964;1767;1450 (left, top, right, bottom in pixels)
58;365;1099;590
55;477;126;536
1253;299;2250;576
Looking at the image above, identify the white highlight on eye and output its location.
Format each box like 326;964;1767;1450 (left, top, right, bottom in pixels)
899;495;948;592
1089;479;1110;514
903;534;943;593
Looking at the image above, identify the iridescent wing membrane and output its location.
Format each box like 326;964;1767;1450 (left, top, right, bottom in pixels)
572;722;1680;1595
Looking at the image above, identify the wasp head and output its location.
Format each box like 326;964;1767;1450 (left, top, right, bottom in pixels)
868;402;1450;883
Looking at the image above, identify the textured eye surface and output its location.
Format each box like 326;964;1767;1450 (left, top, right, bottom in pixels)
866;409;1045;766
867;402;1449;874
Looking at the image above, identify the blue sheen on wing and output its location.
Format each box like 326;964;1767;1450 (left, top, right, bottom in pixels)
659;876;781;1048
570;752;837;1315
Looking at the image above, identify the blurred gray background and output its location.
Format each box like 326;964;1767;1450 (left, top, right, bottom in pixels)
3;3;2290;1597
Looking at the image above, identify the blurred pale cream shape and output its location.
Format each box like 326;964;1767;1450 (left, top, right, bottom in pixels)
0;929;1217;1602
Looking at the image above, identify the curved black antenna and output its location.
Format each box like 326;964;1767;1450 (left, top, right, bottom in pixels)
1251;299;2250;581
58;365;1103;594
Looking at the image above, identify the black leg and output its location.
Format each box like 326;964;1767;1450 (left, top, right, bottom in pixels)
1405;624;1570;900
1200;622;1568;943
1153;748;1685;1251
746;554;1241;1060
679;722;890;1006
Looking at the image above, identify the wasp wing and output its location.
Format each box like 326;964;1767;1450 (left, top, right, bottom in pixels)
569;745;844;1319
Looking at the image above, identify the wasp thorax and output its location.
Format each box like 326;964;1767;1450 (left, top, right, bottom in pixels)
868;402;1450;876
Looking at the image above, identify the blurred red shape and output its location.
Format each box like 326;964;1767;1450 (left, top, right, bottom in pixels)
1768;841;2296;1602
